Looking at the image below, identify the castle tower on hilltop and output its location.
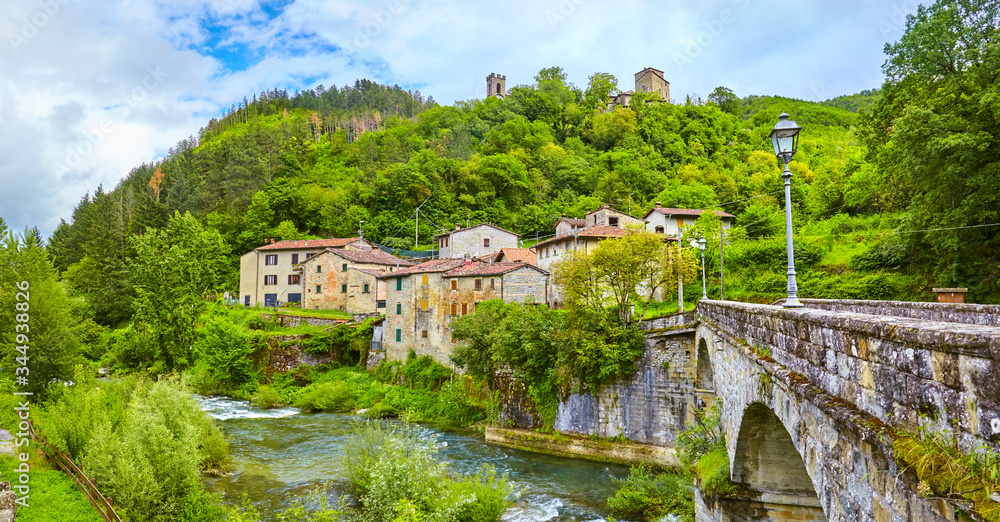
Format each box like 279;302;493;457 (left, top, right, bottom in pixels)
487;73;506;99
635;67;670;102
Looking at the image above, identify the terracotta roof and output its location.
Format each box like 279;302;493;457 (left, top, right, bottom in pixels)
329;249;414;267
494;247;536;265
532;225;630;250
445;262;547;277
256;237;368;251
375;259;467;278
434;223;520;239
642;207;736;220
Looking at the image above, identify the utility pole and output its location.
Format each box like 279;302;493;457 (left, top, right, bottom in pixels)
677;226;684;313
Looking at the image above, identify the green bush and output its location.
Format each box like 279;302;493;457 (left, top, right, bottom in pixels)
251;385;283;409
193;318;260;391
360;401;397;419
339;423;515;521
294;381;356;412
607;465;694;521
694;447;737;497
401;350;453;390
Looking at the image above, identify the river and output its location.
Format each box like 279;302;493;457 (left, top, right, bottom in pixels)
198;396;635;521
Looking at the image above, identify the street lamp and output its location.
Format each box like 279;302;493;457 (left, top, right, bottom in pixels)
769;112;804;308
698;236;707;300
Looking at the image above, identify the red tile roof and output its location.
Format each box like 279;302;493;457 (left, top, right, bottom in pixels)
375;259;467;278
329;249;414;267
642;207;736;219
532;225;630;250
256;237;369;251
494;248;536;265
445;262;546;277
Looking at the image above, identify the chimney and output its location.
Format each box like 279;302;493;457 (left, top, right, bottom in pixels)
455;224;461;231
655;202;661;208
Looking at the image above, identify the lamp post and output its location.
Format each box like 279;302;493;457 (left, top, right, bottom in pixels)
698;236;707;300
769;112;804;308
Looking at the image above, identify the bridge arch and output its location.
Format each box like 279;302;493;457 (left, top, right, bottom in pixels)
695;338;715;392
732;402;821;501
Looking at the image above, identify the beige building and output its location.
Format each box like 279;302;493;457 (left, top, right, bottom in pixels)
300;248;413;313
238;237;373;307
436;223;520;260
642;203;736;238
487;73;507;98
378;260;548;366
535;205;647;308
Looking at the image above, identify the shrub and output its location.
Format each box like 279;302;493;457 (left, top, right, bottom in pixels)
294;382;356;412
607;465;694;521
193;318;259;390
401;350;453;390
251;385;283;409
694;447;737;497
360;401;397;419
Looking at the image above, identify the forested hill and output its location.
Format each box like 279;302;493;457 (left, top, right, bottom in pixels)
47;0;1000;325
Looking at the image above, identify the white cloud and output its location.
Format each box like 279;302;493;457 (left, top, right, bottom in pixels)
0;0;918;237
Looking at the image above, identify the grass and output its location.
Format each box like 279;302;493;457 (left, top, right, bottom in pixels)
266;307;353;319
642;298;702;319
0;452;103;522
814;239;869;267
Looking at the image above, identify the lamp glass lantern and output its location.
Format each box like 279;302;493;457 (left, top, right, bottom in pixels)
769;112;801;162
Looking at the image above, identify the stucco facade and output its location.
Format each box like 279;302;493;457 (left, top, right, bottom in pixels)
300;248;412;313
238;237;373;307
379;260;548;366
436;223;519;260
642;203;735;238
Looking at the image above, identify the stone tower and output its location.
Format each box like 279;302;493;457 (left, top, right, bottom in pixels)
487;73;506;99
634;67;670;102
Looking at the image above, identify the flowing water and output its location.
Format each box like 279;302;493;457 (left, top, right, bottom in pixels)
198;396;634;521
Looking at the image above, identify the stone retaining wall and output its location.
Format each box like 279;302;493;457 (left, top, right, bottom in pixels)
484;427;679;468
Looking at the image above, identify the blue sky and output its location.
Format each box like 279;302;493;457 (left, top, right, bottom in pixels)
0;0;921;237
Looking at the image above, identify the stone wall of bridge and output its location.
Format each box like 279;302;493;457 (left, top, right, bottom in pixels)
697;299;1000;522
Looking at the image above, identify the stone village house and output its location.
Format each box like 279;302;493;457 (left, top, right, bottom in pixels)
377;259;549;366
239;237;375;307
300;247;414;313
436;223;520;260
642;202;735;237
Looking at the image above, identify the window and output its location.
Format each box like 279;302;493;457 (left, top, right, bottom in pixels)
341;284;348;293
363;284;370;293
421;299;428;311
475;279;482;291
484;238;490;248
342;263;348;272
655;225;664;234
317;265;322;273
315;285;322;294
291;253;299;264
396;303;402;315
451;279;457;290
288;275;300;285
462;303;468;315
451;303;457;316
265;254;278;265
609;217;619;227
264;275;277;285
490;278;495;290
440;237;449;248
421;274;428;286
396;277;403;291
421;330;428;339
395;329;402;342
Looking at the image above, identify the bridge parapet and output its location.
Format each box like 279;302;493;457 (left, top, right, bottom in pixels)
698;299;1000;451
776;297;1000;327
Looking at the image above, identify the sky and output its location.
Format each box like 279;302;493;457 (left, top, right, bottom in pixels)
0;0;922;238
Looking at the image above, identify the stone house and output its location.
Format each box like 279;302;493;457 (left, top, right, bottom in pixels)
606;67;671;111
238;237;373;307
378;260;548;366
300;247;413;313
553;216;585;238
642;203;735;238
435;223;520;260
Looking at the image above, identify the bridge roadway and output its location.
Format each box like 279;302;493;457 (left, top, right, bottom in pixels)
695;299;1000;522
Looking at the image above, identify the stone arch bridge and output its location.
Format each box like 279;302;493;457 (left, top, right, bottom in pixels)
694;299;1000;522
